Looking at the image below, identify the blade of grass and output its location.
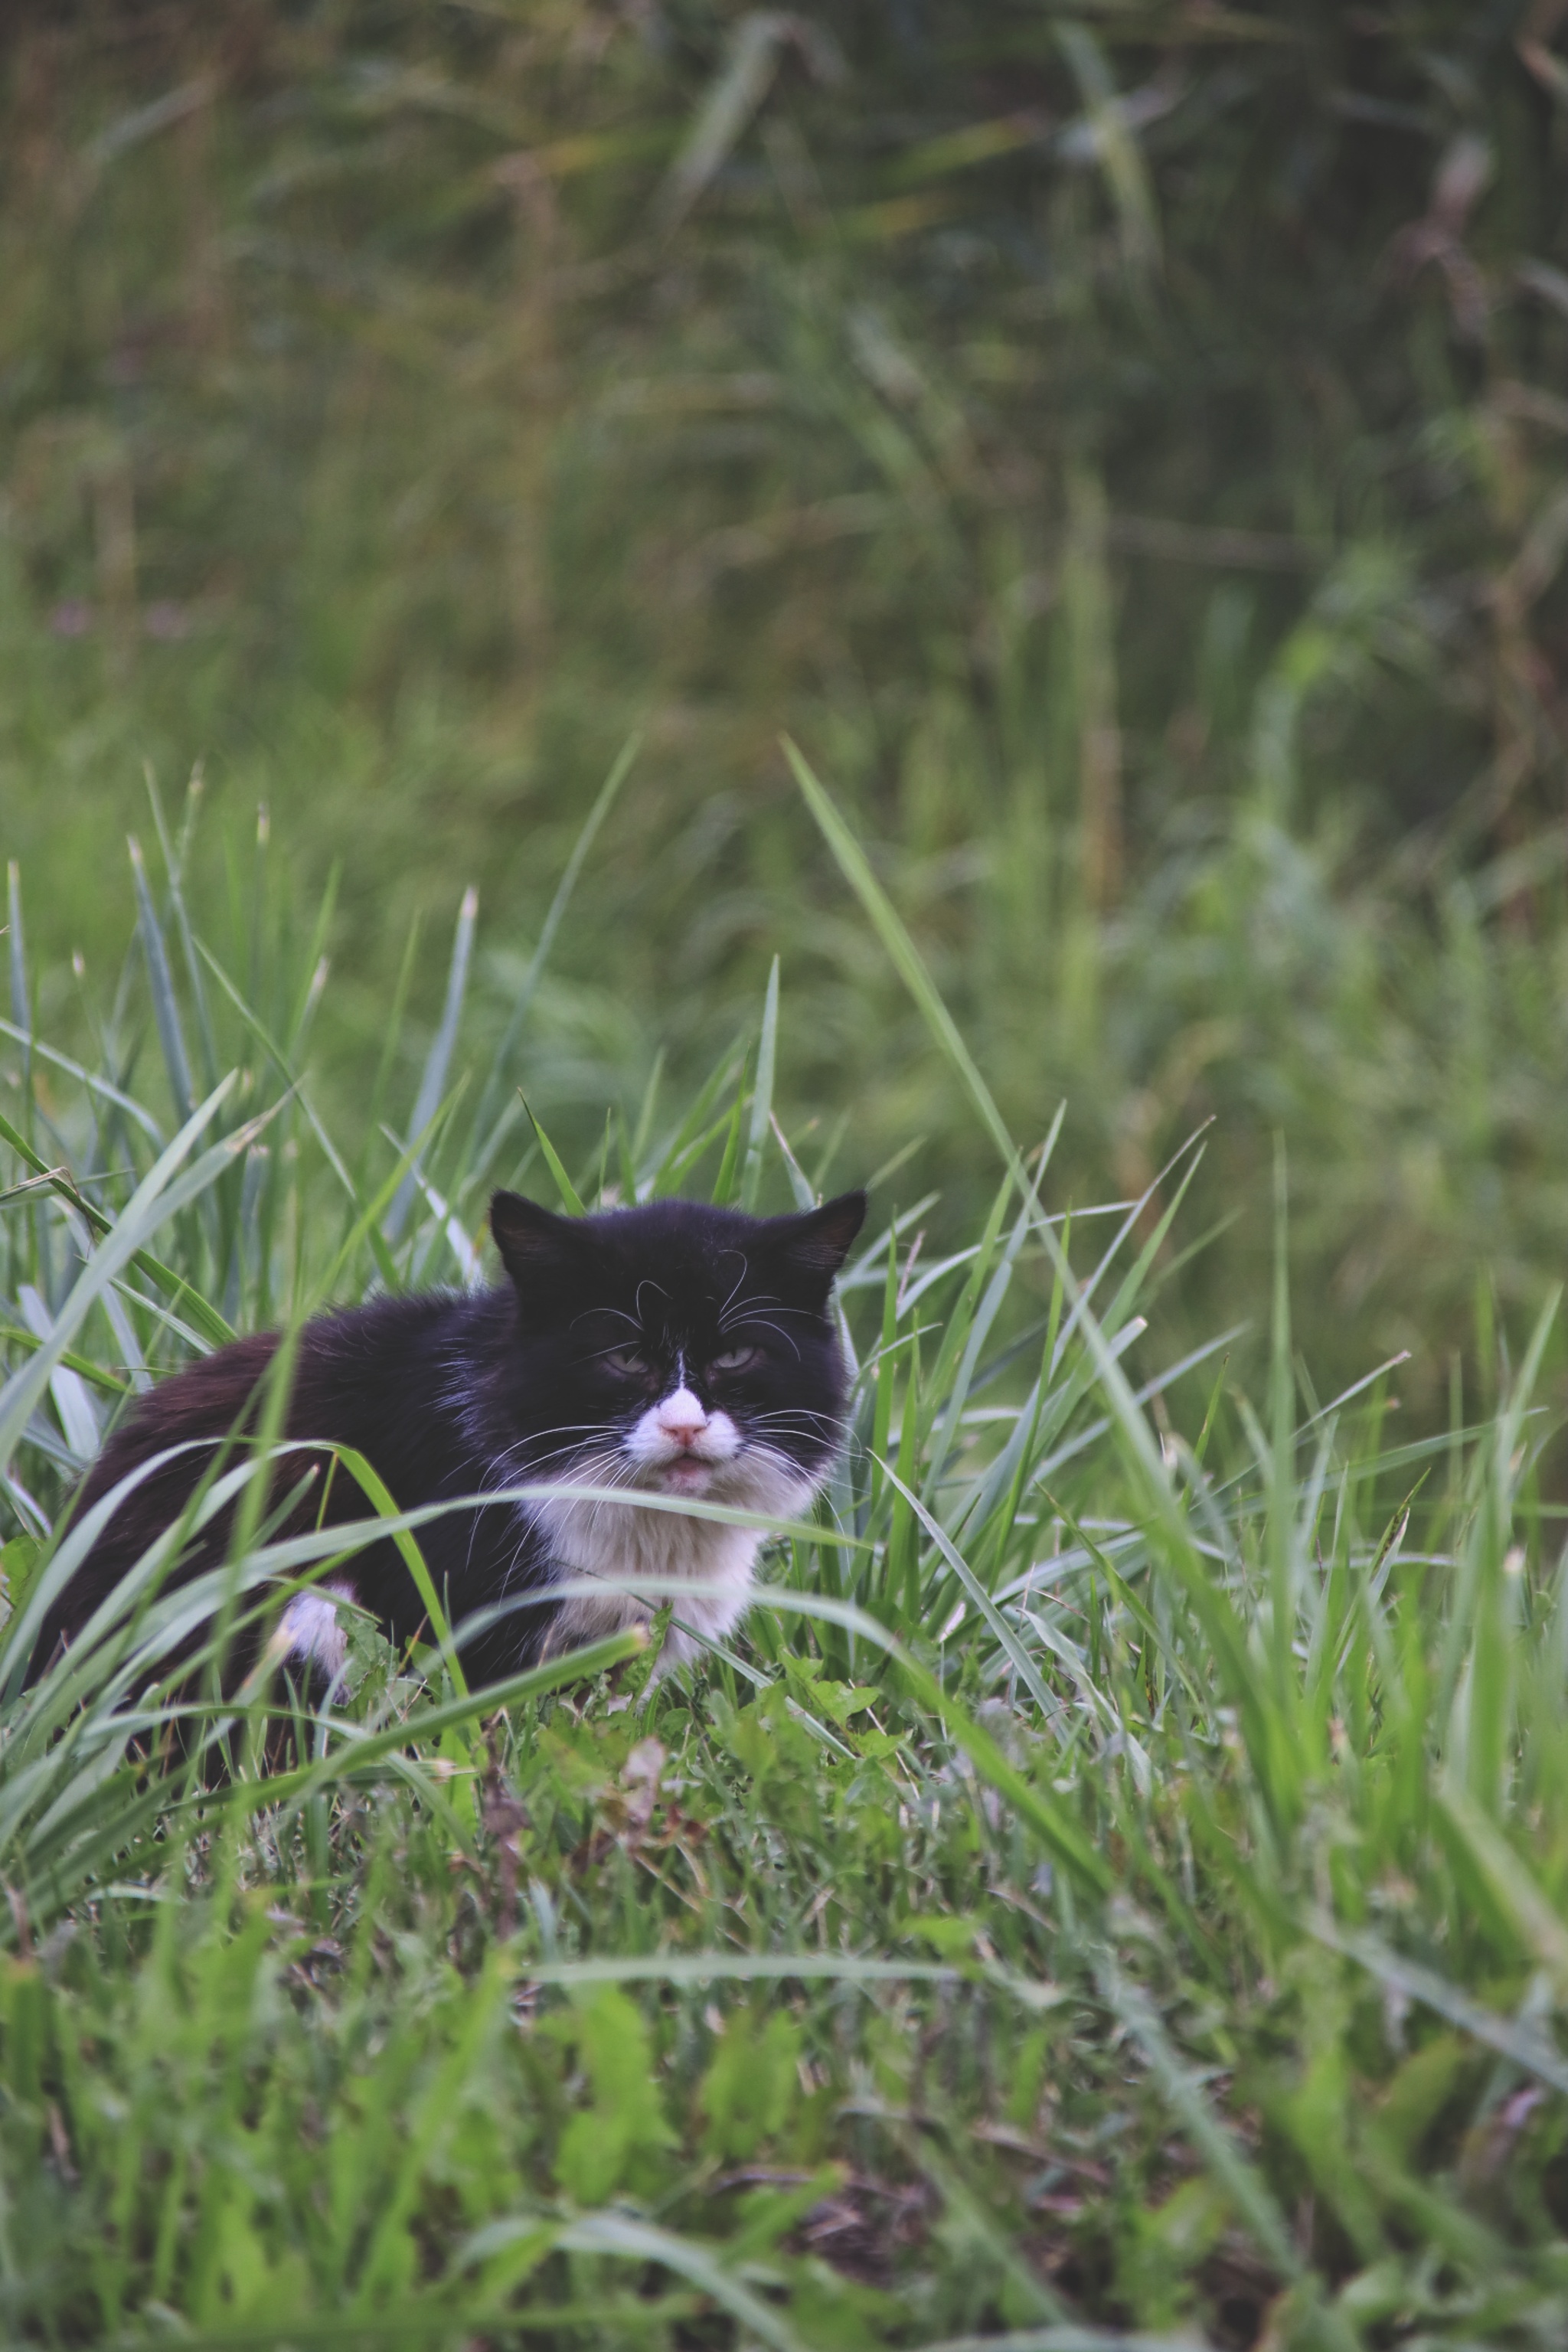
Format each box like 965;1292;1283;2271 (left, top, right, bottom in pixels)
0;1079;250;1477
331;1446;469;1699
786;737;1022;1185
467;732;639;1157
144;771;219;1100
387;885;479;1242
0;1106;234;1348
128;835;195;1127
0;1018;164;1148
739;955;779;1212
6;859;30;1138
521;1099;586;1216
1307;1909;1568;2097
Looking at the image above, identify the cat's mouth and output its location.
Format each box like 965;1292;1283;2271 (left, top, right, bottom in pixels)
648;1455;720;1496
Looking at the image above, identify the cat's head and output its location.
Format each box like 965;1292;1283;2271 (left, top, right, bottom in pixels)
487;1188;866;1514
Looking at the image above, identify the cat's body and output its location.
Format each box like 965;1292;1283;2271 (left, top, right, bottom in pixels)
28;1188;865;1690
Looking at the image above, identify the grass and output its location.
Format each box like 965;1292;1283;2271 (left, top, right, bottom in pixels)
2;4;1567;1401
5;789;1568;2347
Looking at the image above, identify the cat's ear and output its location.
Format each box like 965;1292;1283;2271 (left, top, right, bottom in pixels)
773;1190;866;1290
490;1191;586;1292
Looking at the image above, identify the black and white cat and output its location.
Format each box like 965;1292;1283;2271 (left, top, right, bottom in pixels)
29;1188;865;1689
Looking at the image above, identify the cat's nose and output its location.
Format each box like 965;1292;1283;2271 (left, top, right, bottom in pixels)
657;1388;708;1449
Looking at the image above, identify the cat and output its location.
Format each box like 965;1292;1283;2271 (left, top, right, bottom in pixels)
27;1187;865;1694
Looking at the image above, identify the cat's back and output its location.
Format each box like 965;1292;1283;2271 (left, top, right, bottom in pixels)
30;1289;486;1673
75;1289;482;1524
103;1328;283;1463
286;1287;496;1460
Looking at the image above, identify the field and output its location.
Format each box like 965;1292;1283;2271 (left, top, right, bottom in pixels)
4;6;1568;2347
4;775;1568;2346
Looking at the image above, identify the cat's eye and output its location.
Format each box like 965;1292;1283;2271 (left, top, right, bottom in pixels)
709;1344;760;1375
603;1348;651;1379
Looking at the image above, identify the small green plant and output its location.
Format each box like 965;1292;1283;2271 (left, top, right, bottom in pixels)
2;782;1567;2346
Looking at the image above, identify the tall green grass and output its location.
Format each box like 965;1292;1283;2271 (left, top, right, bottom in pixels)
3;4;1566;1400
3;790;1568;2346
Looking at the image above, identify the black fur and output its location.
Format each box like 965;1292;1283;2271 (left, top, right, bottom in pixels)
27;1189;865;1688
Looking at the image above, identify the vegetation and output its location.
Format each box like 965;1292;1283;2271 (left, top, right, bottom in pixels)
5;6;1568;2344
1;2;1566;1396
4;783;1568;2345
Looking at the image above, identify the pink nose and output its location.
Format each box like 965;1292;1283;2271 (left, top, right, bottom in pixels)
658;1400;707;1449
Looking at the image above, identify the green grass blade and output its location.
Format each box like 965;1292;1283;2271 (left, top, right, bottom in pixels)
1095;1956;1304;2287
1308;1909;1568;2097
877;1459;1057;1717
467;731;639;1155
708;1059;746;1206
0;1079;247;1476
739;954;779;1211
193;937;358;1204
144;769;220;1099
0;1017;165;1145
786;737;1022;1184
5;858;30;1128
128;834;195;1126
757;1589;1113;1894
329;1446;469;1699
556;2210;805;2352
521;1098;586;1216
387;884;478;1241
0;1107;234;1349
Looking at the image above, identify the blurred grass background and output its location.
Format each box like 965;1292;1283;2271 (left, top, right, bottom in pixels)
2;0;1567;1408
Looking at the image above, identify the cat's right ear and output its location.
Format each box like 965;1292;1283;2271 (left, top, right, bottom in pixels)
490;1191;585;1293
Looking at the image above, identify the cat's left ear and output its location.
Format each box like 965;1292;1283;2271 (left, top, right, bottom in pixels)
773;1191;866;1290
490;1190;586;1291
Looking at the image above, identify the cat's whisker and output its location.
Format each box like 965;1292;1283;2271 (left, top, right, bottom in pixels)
633;1279;670;1323
482;1424;609;1481
717;1289;797;1333
572;1305;643;1338
474;1419;602;1464
714;1250;752;1326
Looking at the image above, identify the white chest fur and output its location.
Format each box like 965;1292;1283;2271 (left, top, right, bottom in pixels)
536;1387;816;1668
537;1496;767;1662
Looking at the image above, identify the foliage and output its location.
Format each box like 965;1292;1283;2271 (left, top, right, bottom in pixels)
4;795;1568;2344
0;4;1566;1396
